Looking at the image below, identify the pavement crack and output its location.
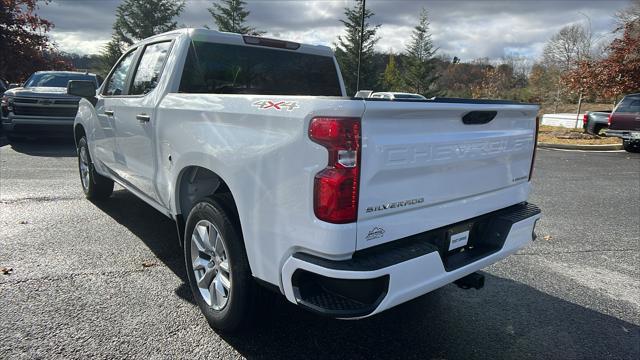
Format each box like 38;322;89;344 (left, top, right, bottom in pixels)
516;248;637;256
0;195;80;204
0;266;171;286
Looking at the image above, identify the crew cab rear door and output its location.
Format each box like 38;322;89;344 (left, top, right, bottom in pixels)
112;41;173;202
356;100;539;250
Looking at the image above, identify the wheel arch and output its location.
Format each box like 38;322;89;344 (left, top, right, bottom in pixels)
74;123;86;146
174;165;242;247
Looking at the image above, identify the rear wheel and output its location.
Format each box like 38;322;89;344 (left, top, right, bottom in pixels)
184;196;255;331
592;124;603;136
623;139;640;153
77;136;114;200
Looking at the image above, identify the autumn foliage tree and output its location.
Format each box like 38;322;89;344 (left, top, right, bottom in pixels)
381;53;403;91
565;21;640;98
0;0;69;82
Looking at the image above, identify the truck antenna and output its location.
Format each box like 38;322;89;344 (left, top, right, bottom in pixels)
355;0;366;93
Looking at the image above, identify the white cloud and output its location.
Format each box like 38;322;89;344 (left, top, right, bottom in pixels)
38;0;631;61
50;32;111;55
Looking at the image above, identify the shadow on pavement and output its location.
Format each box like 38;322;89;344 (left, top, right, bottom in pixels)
220;274;639;359
90;189;193;304
90;187;640;359
0;136;76;157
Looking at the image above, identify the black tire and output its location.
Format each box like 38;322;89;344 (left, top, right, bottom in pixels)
592;124;603;136
77;136;114;200
184;196;255;331
623;139;640;153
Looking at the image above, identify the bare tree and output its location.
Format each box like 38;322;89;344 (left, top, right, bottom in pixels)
615;0;640;34
542;23;593;112
542;23;593;72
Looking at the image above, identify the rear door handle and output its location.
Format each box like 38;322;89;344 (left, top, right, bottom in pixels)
104;110;114;116
136;113;151;122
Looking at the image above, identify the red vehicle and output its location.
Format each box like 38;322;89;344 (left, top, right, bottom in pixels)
606;93;640;153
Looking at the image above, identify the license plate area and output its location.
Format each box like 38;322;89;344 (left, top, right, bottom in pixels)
426;210;516;271
446;223;473;251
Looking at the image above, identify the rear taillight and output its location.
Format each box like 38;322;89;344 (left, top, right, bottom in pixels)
309;117;361;223
529;117;539;181
608;113;612;126
583;113;588;126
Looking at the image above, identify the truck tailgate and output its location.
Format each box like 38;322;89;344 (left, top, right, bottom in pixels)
356;101;539;250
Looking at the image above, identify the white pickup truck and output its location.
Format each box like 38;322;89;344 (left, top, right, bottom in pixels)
69;28;541;331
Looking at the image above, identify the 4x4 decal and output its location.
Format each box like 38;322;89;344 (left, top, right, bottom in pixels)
252;100;299;111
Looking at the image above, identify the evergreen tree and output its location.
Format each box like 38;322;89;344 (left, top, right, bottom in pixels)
404;8;440;97
334;0;380;95
100;0;184;72
381;53;403;91
99;36;125;77
209;0;263;35
113;0;185;45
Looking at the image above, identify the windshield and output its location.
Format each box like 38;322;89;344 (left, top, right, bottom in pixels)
24;73;97;88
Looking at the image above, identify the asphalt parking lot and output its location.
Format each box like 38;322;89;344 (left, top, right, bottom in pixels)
1;138;639;359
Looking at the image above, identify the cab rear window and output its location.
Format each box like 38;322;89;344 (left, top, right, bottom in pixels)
179;41;341;96
616;96;640;113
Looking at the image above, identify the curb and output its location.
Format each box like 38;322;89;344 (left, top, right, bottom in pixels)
537;142;623;151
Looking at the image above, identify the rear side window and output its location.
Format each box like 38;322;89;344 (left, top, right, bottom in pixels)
130;41;172;95
616;96;640;113
179;41;341;96
104;50;136;96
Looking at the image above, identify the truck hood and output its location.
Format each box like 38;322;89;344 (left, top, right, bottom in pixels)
4;87;79;100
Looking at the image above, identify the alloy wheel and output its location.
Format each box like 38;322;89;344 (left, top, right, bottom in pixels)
79;146;90;190
190;219;231;310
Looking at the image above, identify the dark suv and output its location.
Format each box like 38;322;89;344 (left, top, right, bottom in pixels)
1;71;100;141
606;93;640;153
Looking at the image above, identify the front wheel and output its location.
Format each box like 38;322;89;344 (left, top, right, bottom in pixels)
623;139;640;153
184;196;255;331
77;136;114;200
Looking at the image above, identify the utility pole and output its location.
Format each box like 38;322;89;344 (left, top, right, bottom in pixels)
355;0;366;93
575;90;583;129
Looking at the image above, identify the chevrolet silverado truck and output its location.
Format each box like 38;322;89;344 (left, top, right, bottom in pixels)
68;29;541;331
606;93;640;153
1;71;100;141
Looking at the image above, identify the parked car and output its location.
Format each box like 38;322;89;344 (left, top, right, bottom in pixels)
69;28;541;331
370;91;427;100
582;110;611;135
605;93;640;153
1;71;100;141
354;89;373;98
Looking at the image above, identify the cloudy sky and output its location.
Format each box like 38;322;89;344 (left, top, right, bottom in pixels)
38;0;630;61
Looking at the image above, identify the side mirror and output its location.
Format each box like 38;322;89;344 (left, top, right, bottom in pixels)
67;80;97;99
8;83;20;89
